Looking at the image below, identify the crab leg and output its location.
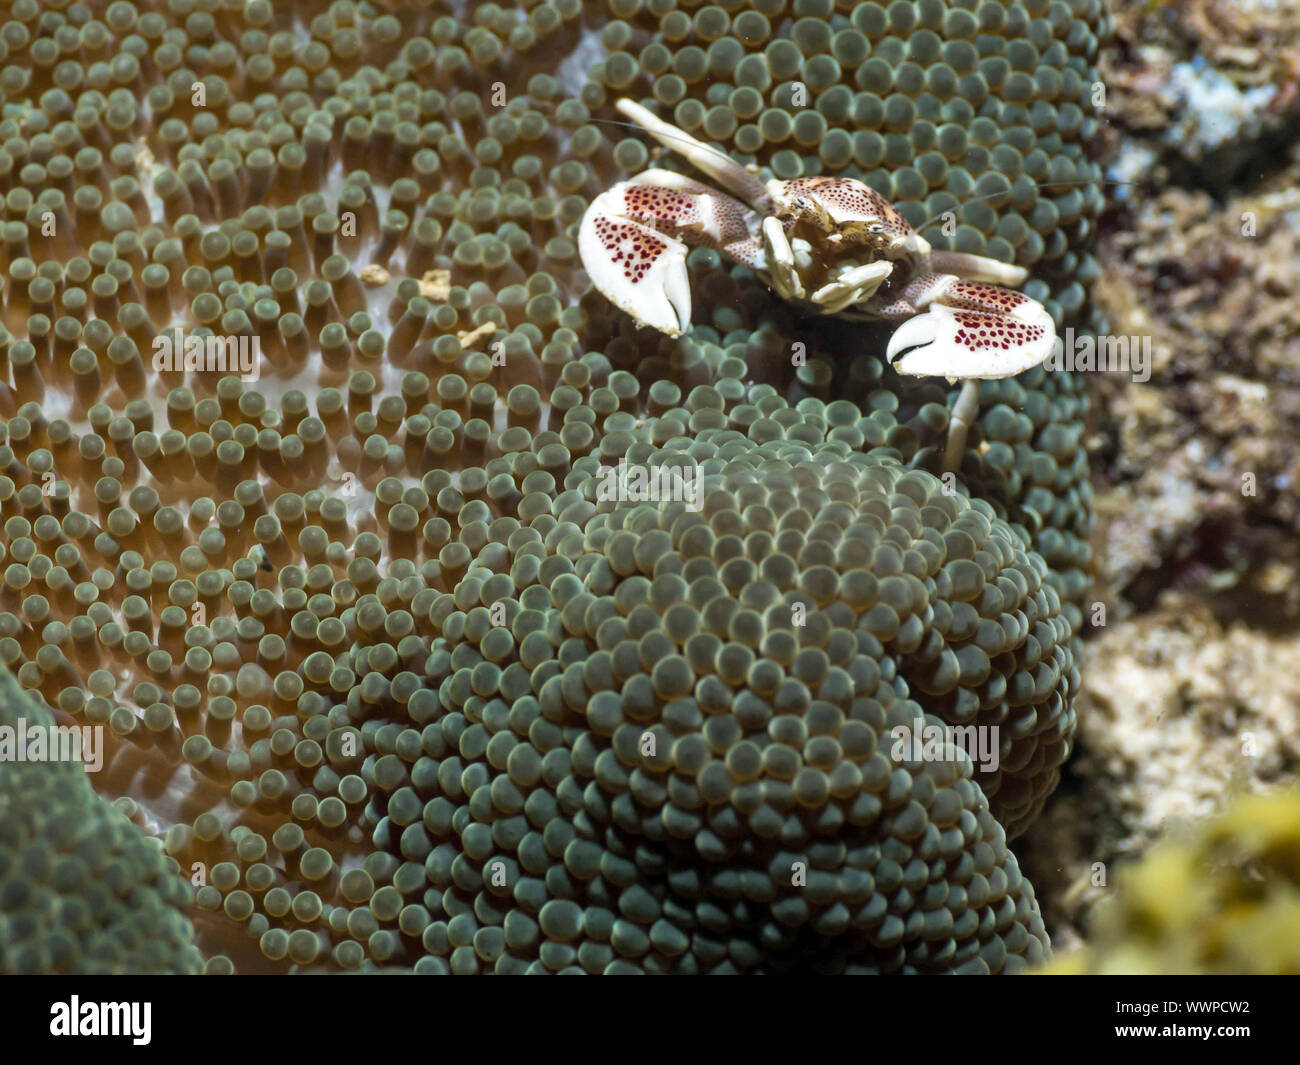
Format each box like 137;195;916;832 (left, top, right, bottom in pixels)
578;171;765;336
927;250;1028;287
945;379;982;475
616;99;776;215
877;273;1057;473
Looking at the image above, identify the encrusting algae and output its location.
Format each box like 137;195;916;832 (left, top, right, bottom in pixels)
0;0;1108;973
1048;789;1300;975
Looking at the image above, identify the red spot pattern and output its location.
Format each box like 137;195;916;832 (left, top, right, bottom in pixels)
873;298;913;317
904;273;951;306
781;177;910;236
593;215;667;284
606;182;759;271
722;238;763;268
950;311;1045;352
621;184;701;230
947;280;1029;314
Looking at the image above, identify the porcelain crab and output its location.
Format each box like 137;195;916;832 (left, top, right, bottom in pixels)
579;98;1058;473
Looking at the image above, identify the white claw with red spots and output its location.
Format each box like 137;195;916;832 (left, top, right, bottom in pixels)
579;191;693;336
886;275;1055;379
578;174;764;337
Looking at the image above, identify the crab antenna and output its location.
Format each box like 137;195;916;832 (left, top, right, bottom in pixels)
616;98;776;215
912;178;1151;235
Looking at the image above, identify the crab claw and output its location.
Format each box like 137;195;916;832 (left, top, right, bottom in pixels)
579;188;693;337
887;300;1055;380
